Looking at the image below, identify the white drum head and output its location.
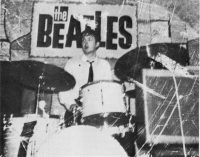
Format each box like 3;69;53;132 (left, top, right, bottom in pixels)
36;125;128;157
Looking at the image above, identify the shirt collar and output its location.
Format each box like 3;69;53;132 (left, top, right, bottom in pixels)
81;55;98;62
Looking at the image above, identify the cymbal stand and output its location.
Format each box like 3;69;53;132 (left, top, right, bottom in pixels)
27;72;45;157
72;105;82;126
72;106;78;125
35;72;45;116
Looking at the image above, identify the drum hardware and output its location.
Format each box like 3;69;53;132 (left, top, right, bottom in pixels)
128;114;135;132
100;121;127;137
125;90;136;98
57;115;65;129
100;88;104;106
35;73;45;115
3;114;13;130
64;109;74;127
100;117;135;138
124;97;130;114
81;112;135;138
74;97;82;106
64;104;82;127
72;105;81;126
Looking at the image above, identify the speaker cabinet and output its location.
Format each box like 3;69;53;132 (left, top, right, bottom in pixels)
139;67;199;144
151;144;199;157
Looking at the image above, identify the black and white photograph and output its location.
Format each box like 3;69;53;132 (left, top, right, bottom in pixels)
0;0;199;156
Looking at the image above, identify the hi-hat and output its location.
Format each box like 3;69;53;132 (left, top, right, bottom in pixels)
5;60;76;93
114;43;189;81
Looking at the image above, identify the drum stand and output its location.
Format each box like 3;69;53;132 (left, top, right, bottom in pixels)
72;106;77;125
27;73;50;157
72;105;82;126
35;72;45;116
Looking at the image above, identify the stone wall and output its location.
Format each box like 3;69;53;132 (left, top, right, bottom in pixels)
0;0;199;66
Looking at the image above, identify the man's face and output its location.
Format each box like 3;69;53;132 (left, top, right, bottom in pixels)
82;35;99;55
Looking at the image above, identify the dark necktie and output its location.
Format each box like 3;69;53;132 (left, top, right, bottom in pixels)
87;61;94;83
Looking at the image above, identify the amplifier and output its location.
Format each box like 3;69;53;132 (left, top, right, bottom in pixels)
137;67;199;144
151;144;199;157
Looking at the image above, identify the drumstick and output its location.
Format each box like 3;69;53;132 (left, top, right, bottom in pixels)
128;78;166;99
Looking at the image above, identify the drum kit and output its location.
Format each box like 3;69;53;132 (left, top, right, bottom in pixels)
2;43;189;157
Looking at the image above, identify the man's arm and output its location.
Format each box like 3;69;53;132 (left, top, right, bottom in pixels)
102;59;113;80
58;59;77;110
58;91;75;110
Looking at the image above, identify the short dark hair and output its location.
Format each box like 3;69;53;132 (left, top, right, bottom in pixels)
81;27;99;42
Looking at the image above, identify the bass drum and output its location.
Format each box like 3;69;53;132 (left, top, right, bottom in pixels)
36;125;128;157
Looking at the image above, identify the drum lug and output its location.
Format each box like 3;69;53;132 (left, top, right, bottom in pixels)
128;118;135;133
59;116;65;129
3;114;13;130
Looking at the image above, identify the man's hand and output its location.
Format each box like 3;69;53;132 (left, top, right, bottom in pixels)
69;104;79;112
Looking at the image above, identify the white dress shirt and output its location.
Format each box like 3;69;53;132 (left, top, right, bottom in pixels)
58;55;112;109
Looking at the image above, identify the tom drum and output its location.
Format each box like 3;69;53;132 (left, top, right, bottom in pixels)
80;80;127;117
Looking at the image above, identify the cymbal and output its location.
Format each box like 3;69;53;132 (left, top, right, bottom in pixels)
6;60;76;93
115;46;151;81
115;43;189;81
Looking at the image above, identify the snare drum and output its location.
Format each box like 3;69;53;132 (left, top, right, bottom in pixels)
80;80;127;117
3;114;60;157
3;115;37;157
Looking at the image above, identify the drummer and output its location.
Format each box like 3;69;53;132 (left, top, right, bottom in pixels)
58;27;112;111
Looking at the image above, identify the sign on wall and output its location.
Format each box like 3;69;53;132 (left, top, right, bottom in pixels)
31;2;137;58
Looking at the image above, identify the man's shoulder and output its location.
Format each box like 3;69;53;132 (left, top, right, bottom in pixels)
64;57;83;71
65;57;82;65
97;58;110;66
